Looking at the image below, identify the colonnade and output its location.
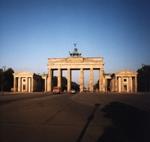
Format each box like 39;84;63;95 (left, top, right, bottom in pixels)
47;68;105;92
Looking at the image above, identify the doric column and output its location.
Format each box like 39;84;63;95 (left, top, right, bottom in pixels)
89;68;94;92
31;77;34;92
116;77;119;92
118;77;121;92
30;77;32;92
130;77;133;92
67;68;71;92
135;76;137;92
131;77;133;92
28;77;31;92
44;77;47;92
99;69;105;92
14;76;16;92
18;77;21;92
57;68;62;88
114;77;117;92
127;77;129;92
127;77;130;92
80;68;84;92
120;77;123;92
21;77;23;92
47;69;52;92
26;77;28;92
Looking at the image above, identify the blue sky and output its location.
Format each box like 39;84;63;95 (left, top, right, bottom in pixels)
0;0;150;75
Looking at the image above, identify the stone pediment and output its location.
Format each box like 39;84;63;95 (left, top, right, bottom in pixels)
116;70;137;76
14;71;33;77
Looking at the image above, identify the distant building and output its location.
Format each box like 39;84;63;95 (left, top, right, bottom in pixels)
110;70;137;93
13;72;44;92
137;65;150;92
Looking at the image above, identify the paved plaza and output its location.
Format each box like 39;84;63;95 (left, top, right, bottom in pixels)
0;93;150;142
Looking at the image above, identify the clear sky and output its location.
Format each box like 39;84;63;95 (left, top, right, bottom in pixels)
0;0;150;74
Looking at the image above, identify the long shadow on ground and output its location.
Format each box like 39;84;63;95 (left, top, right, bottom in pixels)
97;102;150;142
77;104;100;142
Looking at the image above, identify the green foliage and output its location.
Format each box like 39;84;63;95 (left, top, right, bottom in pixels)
137;65;150;92
0;68;14;91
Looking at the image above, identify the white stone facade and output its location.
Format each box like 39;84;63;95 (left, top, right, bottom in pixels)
110;70;137;93
13;72;44;92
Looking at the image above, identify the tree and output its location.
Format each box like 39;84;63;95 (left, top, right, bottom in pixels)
0;69;3;91
0;67;14;92
137;65;150;92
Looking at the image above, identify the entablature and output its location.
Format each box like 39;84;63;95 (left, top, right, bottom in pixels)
48;57;104;69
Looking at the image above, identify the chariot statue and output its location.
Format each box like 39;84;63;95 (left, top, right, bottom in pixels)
69;43;82;57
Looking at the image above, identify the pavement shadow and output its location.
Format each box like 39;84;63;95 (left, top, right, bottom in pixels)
76;103;100;142
97;102;150;142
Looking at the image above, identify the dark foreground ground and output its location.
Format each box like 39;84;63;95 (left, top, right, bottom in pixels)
0;92;150;142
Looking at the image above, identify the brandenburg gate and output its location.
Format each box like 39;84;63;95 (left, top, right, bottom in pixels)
47;48;105;92
13;48;137;93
